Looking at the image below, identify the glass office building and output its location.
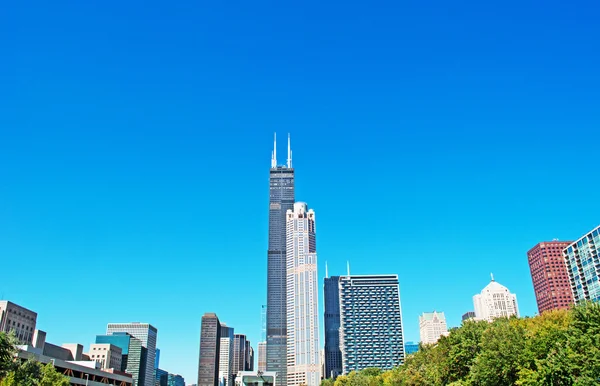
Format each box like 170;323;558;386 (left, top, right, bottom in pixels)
339;275;405;374
323;276;342;379
266;134;294;386
96;333;146;386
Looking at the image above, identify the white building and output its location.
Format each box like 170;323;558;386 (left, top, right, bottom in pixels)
419;311;449;344
88;343;122;370
473;275;519;322
286;202;321;386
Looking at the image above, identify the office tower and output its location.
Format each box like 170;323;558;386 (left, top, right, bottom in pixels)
246;342;254;371
527;241;574;313
198;313;222;386
404;342;419;355
257;342;267;372
156;368;169;386
232;334;247;378
461;312;476;322
219;324;235;386
155;348;160;370
473;275;519;322
96;333;146;385
107;323;157;386
419;311;449;345
323;274;342;379
564;225;600;303
0;300;37;344
266;134;294;386
339;275;405;374
286;202;320;386
88;343;123;370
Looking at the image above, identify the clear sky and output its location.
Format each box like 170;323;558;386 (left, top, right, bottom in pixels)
1;0;599;382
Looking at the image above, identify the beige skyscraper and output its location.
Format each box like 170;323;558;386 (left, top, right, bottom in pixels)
473;275;519;322
419;311;449;345
286;202;320;386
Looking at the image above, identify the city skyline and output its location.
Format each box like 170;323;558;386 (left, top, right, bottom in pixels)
3;0;600;382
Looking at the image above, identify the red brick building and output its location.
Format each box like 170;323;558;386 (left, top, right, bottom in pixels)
527;241;574;313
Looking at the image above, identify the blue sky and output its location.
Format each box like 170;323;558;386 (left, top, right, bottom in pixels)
1;0;599;382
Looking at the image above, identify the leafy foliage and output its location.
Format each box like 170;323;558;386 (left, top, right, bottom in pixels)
321;303;600;386
0;333;69;386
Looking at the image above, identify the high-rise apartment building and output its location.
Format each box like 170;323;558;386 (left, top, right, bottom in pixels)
339;275;405;374
198;313;222;386
266;134;294;386
323;275;342;379
0;301;37;344
473;276;519;322
527;241;574;313
419;311;449;345
564;226;600;304
218;324;235;386
106;323;157;386
286;202;320;386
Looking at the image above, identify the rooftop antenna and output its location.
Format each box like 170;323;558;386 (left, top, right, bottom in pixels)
271;133;277;168
347;261;351;276
287;133;292;168
325;261;329;278
490;272;495;282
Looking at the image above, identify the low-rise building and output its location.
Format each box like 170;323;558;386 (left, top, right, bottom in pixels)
88;343;123;370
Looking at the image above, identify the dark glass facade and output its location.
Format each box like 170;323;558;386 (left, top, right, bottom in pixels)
198;313;222;386
324;276;342;379
266;165;294;386
96;333;146;385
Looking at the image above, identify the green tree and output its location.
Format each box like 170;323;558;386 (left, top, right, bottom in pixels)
0;359;69;386
0;333;16;378
321;378;335;386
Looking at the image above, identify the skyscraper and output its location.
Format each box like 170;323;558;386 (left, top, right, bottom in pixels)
564;225;600;303
339;275;405;374
419;311;449;345
106;323;157;386
285;202;320;386
218;324;235;386
323;274;342;379
527;241;574;313
198;313;221;386
96;332;146;382
257;342;267;372
266;133;294;386
473;275;519;322
232;334;247;378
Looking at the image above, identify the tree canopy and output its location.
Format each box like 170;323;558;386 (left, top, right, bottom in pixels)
322;302;600;386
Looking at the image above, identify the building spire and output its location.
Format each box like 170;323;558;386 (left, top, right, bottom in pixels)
287;133;292;168
271;133;277;168
325;261;329;278
490;272;495;282
347;261;350;276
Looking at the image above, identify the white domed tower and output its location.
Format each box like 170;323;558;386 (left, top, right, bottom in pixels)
473;274;519;322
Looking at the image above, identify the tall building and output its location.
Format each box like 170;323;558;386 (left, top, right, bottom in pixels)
198;313;222;386
257;342;267;372
419;311;449;345
339;275;405;374
106;323;157;386
96;333;146;385
232;334;247;379
473;275;519;322
286;202;320;386
527;241;574;313
245;342;254;371
564;225;600;304
218;324;235;386
323;274;342;379
0;301;37;344
266;134;294;386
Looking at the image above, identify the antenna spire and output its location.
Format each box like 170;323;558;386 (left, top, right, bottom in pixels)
347;261;350;276
287;133;292;168
490;272;495;282
271;133;277;168
325;261;329;278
